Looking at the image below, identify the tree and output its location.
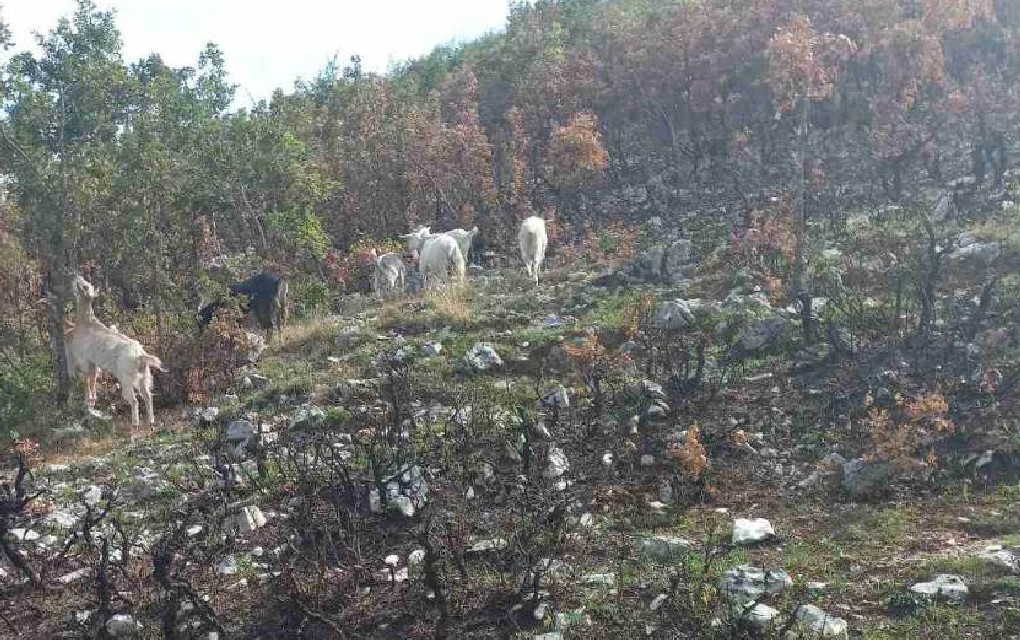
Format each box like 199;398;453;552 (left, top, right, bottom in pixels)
766;14;857;340
1;0;129;403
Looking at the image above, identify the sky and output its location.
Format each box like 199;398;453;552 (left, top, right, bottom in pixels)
4;0;514;108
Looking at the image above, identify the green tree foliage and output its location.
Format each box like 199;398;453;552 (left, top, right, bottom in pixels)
1;0;1020;417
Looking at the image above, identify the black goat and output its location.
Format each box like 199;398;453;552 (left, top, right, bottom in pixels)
197;272;289;339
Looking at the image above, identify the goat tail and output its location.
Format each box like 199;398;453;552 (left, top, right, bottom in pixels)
140;354;166;373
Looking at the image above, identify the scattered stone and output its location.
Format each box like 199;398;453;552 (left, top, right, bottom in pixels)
544;447;570;479
979;545;1020;573
421;341;443;356
739;316;786;352
58;568;90;584
643;404;668;424
216;555;239;576
718;565;791;605
533;633;563;640
910;574;969;605
794;604;848;638
732;518;776;545
464;343;503;371
652;299;695;330
82;485;103;507
638;535;694;561
649;594;668;611
543;314;563;329
225;420;257;458
389;496;415;518
227;505;267;534
106;614;140;637
583;573;616;587
468;538;508;553
640;454;655;467
197;406;220;425
744;604;779;629
640;379;666;400
540;386;570;410
842;458;893;497
797;452;847;490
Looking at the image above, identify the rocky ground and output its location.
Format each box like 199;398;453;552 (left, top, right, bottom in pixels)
4;207;1020;639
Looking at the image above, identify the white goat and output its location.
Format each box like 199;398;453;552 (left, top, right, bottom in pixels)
403;226;432;257
404;225;478;265
372;251;407;298
63;276;164;430
418;234;466;288
518;216;548;285
445;226;479;265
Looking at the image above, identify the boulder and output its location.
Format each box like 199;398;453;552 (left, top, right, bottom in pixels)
652;299;695;330
106;614;140;637
794;604;848;638
544;447;570;479
732;518;776;545
842;458;894;497
910;574;968;605
637;535;694;561
464;343;503;372
718;565;791;605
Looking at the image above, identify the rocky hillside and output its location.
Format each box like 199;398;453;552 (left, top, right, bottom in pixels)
3;193;1020;639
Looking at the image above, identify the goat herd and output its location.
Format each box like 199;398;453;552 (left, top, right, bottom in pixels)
51;216;549;435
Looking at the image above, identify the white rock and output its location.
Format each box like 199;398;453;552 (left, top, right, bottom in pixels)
469;538;507;553
718;565;791;605
58;568;90;584
533;633;563;640
83;484;103;507
638;535;694;561
9;529;39;542
408;549;426;565
533;601;548;620
794;604;848;638
544;447;570;478
732;518;775;545
228;505;267;534
979;545;1020;573
540;386;570;409
583;573;616;587
640;454;655;467
911;574;968;604
385;554;400;567
744;603;779;628
217;555;239;576
105;614;140;636
650;593;668;611
389;496;415;518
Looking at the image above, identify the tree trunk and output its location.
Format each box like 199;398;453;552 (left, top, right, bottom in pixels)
45;268;71;405
794;96;814;342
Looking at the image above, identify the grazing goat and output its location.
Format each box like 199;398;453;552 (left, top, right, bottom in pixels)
518;216;548;285
372;251;407;298
445;226;479;265
404;226;479;266
63;276;164;430
418;234;466;288
198;272;288;339
403;226;432;257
